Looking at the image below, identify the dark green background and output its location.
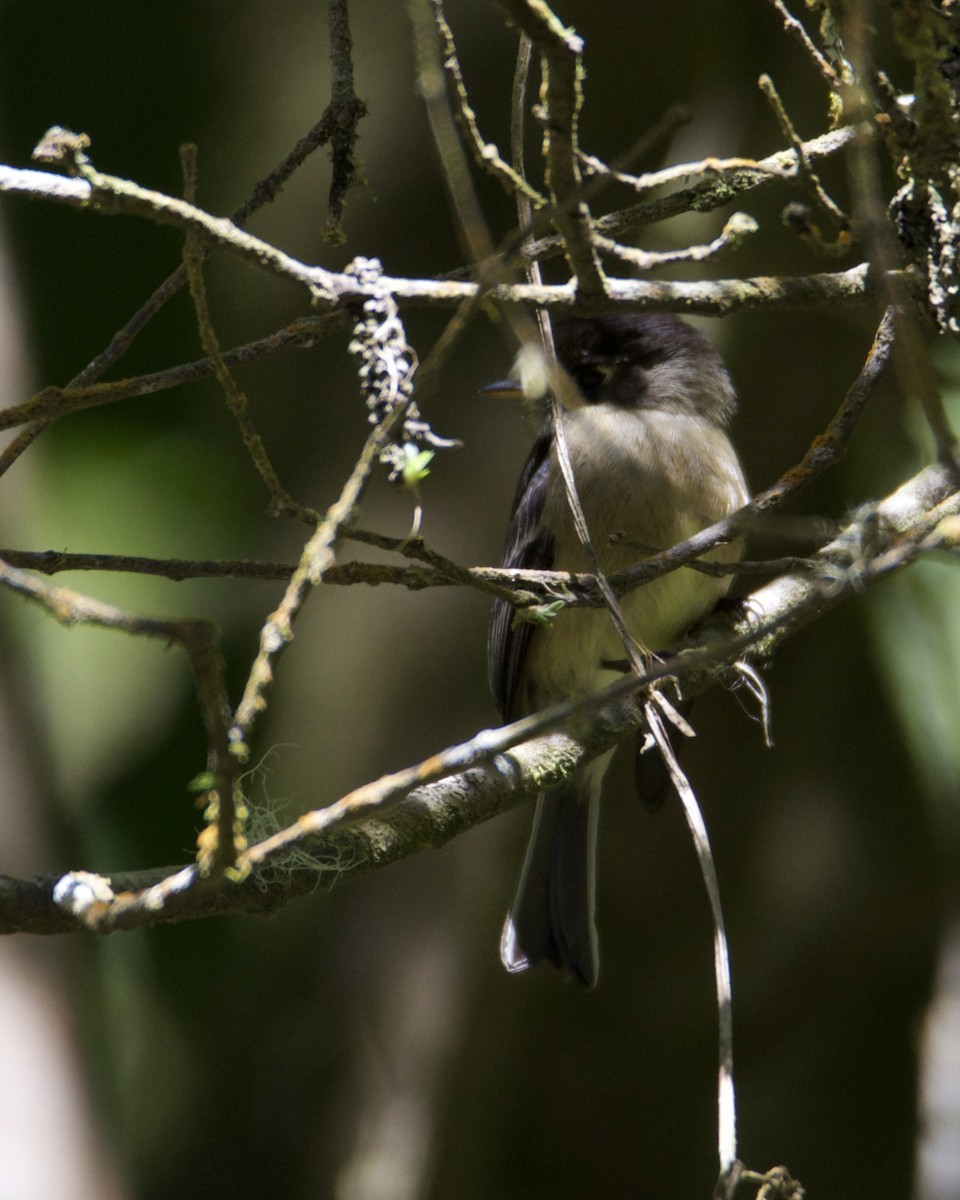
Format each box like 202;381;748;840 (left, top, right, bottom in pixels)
0;3;954;1198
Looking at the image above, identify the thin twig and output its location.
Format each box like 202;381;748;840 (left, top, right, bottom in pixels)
228;390;415;756
0;58;368;482
512;31;555;358
404;0;522;397
576;149;790;195
429;0;546;206
0;542;814;595
512;33;536;215
0;315;343;435
409;0;500;270
765;0;840;87
498;0;606;296
0;157;888;339
0;549;302;582
576;103;694;187
593;212;758;272
180;144;300;517
1;121;855;463
758;73;851;242
17;145;341;299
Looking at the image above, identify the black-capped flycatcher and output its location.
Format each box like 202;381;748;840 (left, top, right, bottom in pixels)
488;313;749;988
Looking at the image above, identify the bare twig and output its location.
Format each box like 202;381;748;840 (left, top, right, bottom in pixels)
512;32;536;221
181;145;300;518
188;628;247;878
429;0;546;207
758;73;851;250
512;31;556;358
229;267;422;756
92;3;365;364
410;0;500;270
0;263;888;445
576;149;790;196
0;121;856;467
403;0;516;397
14;145;341;299
593;212;759;272
497;0;607;296
0;542;815;597
228;423;390;758
0;315;343;435
0;63;368;483
0;153;887;335
576;104;694;188
765;0;841;87
0;549;303;582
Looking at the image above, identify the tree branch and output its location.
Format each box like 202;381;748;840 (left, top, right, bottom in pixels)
4;456;957;937
498;0;607;296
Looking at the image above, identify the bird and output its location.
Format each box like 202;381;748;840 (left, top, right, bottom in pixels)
487;312;749;988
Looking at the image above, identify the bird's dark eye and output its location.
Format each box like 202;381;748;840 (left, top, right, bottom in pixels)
574;363;613;400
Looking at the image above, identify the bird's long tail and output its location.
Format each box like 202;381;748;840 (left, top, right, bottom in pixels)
500;772;602;989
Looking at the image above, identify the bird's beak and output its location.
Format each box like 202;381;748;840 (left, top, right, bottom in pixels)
480;379;525;400
481;344;587;412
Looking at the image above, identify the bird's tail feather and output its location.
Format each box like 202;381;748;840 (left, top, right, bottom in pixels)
500;773;601;988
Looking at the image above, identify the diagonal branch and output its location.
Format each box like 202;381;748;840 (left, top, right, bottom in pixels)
228;413;405;758
4;456;957;936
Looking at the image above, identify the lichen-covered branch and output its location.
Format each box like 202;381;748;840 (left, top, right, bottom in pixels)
3;454;958;937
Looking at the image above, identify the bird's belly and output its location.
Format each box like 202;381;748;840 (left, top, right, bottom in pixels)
520;559;729;708
520;406;746;710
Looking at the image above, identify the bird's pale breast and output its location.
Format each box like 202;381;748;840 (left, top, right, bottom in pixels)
519;403;748;709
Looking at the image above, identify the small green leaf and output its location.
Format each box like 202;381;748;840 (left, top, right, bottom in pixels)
401;443;434;488
519;599;566;627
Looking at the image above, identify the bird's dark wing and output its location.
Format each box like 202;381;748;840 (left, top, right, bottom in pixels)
488;431;554;722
